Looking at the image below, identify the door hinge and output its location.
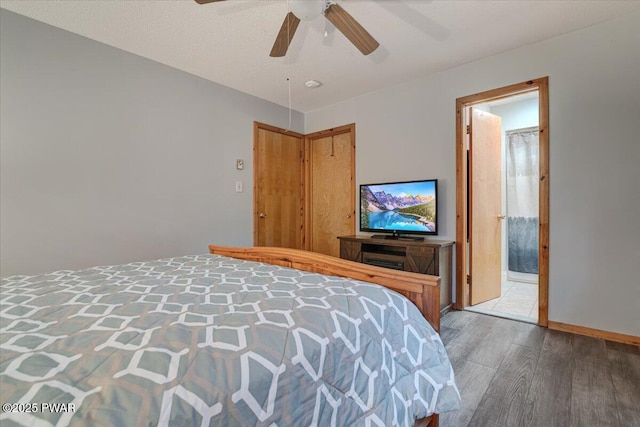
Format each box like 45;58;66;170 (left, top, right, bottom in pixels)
466;274;471;284
466;125;470;135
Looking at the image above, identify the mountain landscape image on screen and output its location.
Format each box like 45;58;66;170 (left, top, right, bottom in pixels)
361;181;436;233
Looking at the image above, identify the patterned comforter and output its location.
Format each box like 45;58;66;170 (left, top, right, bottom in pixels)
0;254;460;426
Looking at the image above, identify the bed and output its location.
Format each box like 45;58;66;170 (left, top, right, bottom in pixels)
0;245;460;426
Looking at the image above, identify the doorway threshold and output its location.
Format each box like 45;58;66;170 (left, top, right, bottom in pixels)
465;305;537;324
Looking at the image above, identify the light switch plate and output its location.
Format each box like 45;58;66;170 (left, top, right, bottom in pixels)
235;181;243;192
236;159;244;170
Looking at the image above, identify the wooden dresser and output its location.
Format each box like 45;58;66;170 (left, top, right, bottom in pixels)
338;235;454;314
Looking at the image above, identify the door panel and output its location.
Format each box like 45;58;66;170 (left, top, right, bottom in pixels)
254;125;304;248
309;131;355;257
470;108;503;305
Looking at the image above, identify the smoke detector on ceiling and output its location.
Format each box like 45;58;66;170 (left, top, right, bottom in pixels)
305;80;322;88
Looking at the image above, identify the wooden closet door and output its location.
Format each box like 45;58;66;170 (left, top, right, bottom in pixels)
308;127;355;257
254;123;304;249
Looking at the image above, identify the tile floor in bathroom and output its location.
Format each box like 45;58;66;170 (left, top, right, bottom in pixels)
465;279;538;323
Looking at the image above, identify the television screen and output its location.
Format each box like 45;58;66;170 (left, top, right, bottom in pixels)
360;179;437;236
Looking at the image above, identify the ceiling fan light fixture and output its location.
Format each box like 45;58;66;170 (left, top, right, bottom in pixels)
196;0;379;57
290;0;325;21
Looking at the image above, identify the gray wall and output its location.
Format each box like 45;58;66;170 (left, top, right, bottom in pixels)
306;12;640;337
0;10;303;276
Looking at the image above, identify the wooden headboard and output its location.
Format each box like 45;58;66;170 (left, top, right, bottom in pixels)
208;245;441;332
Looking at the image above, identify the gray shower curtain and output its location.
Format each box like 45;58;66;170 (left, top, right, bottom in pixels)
507;128;539;274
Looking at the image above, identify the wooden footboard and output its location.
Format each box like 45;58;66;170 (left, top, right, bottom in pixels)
208;245;441;332
416;414;438;427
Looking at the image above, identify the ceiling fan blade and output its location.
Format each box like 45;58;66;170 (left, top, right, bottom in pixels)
324;3;379;55
194;0;226;4
270;12;301;57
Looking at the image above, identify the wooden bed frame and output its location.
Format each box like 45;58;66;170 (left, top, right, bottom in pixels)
209;245;442;427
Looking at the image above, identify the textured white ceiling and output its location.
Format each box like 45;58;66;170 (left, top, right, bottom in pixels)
2;0;639;112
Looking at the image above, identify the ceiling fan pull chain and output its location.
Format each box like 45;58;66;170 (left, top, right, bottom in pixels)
286;0;292;132
287;76;292;132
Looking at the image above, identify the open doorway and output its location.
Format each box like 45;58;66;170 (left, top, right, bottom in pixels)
454;78;549;327
468;94;540;322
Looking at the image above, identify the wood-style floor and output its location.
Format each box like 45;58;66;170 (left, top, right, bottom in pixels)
440;310;640;427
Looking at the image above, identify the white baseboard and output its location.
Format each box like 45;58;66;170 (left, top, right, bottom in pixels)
506;271;538;284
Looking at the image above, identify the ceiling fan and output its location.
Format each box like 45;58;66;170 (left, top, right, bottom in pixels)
195;0;380;57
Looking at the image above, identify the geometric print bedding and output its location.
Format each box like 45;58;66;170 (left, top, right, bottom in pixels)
0;254;460;426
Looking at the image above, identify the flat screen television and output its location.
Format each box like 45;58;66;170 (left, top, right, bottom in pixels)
360;179;437;239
